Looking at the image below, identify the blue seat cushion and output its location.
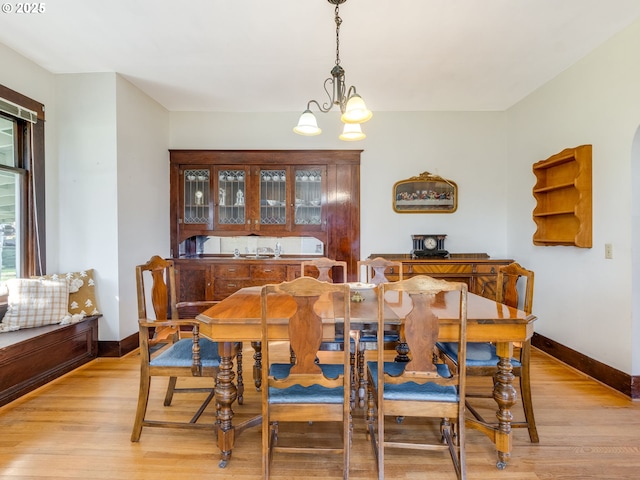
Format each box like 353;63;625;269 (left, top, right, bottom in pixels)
268;363;345;404
321;336;356;344
150;337;221;368
437;341;521;368
366;361;458;402
359;332;401;343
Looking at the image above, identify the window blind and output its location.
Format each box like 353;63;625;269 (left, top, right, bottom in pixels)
0;97;37;123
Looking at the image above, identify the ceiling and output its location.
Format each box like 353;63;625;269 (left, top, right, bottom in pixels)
2;0;640;113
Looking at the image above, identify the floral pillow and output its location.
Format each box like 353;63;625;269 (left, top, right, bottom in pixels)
1;278;70;331
38;270;100;316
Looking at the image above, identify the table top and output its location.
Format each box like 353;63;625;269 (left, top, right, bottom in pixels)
196;286;536;343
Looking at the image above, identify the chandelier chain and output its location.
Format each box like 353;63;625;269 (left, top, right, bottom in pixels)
334;3;342;66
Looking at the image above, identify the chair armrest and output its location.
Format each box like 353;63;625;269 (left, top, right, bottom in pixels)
138;318;199;328
176;301;217;317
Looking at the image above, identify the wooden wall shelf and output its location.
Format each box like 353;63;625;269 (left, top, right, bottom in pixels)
532;145;592;247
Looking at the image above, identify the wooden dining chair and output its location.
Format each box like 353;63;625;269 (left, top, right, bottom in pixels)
366;275;468;480
261;277;352;479
301;257;348;283
301;257;356;405
437;261;538;443
130;255;243;442
355;257;403;407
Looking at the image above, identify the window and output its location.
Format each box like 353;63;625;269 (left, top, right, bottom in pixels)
0;115;24;280
0;85;46;280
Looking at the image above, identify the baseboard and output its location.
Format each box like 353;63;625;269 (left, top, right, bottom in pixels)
98;332;139;357
532;332;640;399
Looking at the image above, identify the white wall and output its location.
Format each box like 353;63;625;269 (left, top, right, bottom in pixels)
48;72;169;342
632;128;640;377
115;75;170;339
169;110;509;259
55;73;120;339
506;19;640;373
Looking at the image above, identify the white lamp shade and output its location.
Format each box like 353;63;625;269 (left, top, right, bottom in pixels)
341;94;373;124
293;110;322;136
339;123;366;141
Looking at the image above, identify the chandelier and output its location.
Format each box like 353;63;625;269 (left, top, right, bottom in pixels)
293;0;372;141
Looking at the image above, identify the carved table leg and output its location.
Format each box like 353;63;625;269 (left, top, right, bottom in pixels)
236;345;244;405
215;342;237;468
357;346;366;408
493;342;517;469
251;341;262;391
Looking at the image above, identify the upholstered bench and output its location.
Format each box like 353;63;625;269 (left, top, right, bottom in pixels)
0;269;101;407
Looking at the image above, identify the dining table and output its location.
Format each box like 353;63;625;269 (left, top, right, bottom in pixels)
196;283;536;469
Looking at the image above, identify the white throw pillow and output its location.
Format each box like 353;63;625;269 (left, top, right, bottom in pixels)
1;278;70;332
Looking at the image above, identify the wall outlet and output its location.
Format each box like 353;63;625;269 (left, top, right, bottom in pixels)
605;243;613;259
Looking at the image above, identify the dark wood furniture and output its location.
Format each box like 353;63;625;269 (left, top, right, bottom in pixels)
260;277;352;478
130;256;243;443
172;256;307;316
0;316;99;407
369;253;514;300
169;149;361;282
367;276;468;480
197;285;536;469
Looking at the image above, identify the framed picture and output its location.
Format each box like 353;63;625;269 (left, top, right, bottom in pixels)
393;171;458;213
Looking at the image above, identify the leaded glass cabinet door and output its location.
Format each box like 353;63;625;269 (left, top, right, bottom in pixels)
257;167;289;232
214;166;250;231
293;166;326;232
182;167;213;231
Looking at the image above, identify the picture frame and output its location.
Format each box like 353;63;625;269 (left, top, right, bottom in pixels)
393;171;458;213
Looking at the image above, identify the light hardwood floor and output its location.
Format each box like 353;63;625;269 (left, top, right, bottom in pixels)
1;344;640;479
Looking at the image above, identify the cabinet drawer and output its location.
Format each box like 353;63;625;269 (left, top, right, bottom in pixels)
474;264;500;274
405;264;473;275
213;279;253;300
215;264;250;278
250;265;287;281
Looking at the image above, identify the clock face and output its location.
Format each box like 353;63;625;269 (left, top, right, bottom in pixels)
424;236;438;250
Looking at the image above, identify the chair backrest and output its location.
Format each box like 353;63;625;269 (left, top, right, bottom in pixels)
357;257;403;285
301;257;347;283
136;255;179;322
378;275;467;391
496;262;534;315
135;255;185;357
261;276;351;389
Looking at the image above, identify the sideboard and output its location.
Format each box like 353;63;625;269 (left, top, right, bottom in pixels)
368;254;514;299
173;256;309;316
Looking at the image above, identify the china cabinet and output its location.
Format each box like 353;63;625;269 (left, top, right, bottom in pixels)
170;150;361;286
